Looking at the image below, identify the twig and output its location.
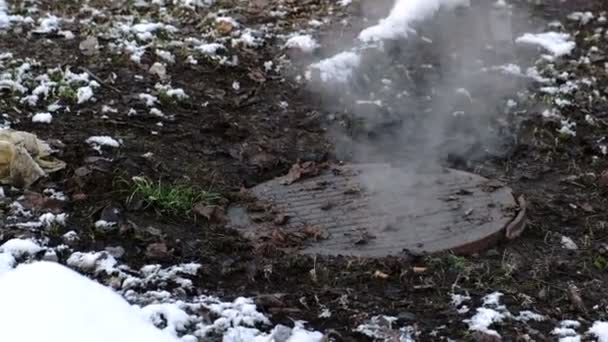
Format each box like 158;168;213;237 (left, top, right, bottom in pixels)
79;67;122;94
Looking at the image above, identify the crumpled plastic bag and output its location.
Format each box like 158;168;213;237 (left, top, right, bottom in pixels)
0;129;66;187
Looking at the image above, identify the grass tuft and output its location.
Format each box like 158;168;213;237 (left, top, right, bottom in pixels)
127;176;222;215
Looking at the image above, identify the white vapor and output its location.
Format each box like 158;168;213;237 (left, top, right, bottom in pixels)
359;0;470;42
309;0;471;82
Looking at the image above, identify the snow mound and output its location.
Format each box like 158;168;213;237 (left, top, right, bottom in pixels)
0;261;179;342
0;0;9;29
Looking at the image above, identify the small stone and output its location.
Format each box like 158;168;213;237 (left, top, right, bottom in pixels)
74;166;92;177
42;250;59;262
193;203;224;223
216;20;234;35
100;205;121;223
397;311;417;322
79;36;99;56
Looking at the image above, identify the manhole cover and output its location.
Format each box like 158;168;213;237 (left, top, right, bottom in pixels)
228;163;524;257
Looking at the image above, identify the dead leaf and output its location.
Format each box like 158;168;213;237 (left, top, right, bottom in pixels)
145;242;171;260
20;191;65;214
413;267;427;273
248;69;266;83
193;203;225;223
580;202;594;213
281;161;326;185
273;213;289;225
353;229;375;245
567;284;586;313
303;225;328;241
216;20;234;35
505;195;527;240
265;228;282;242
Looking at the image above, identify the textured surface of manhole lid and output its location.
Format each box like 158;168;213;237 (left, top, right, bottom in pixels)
228;163;520;257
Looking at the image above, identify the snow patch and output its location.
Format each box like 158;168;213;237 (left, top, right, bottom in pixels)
589;322;608;342
77;86;94;104
464;292;508;337
32;112;52;123
86;136;121;148
285;34;319;53
308;51;360;83
0;261;179;342
67;251;118;275
515;32;576;57
561;236;578;250
0;239;43;258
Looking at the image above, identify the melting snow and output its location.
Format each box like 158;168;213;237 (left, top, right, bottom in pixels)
0;261;179;342
589;322;608;342
0;0;9;29
567;11;594;25
32;112;52;123
515;32;576;57
358;0;470;42
0;239;43;258
195;43;225;55
77;86;94;104
308;51;360;83
552;320;582;341
285;34;319;53
558;119;576;137
514;311;545;322
33;14;61;33
86;136;121;148
561;236;579;250
464;292;508;337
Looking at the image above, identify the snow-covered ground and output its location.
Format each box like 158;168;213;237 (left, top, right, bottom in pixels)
0;238;324;341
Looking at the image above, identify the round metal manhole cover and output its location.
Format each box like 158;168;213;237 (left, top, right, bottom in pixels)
228;163;523;257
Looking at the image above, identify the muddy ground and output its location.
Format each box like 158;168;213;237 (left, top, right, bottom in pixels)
2;0;608;340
